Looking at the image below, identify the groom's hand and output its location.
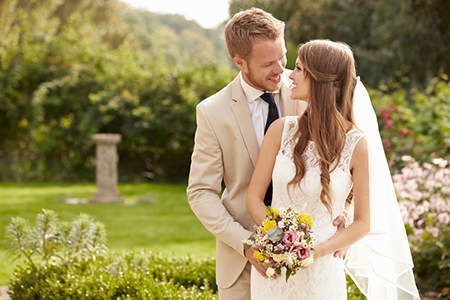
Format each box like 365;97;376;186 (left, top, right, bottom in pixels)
244;247;271;278
332;214;350;258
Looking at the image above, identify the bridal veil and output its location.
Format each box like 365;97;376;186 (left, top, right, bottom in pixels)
344;79;421;300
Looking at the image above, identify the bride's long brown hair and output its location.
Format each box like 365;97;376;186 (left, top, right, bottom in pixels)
289;40;357;216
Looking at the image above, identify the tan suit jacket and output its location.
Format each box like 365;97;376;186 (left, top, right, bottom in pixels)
187;70;306;289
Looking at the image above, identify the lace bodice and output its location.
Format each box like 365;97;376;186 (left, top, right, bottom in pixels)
251;116;365;300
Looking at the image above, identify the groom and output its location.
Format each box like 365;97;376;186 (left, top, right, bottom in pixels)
187;8;347;299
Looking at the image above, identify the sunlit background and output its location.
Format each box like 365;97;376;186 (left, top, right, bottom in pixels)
122;0;230;28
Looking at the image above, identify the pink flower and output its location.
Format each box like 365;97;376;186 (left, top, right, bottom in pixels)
393;174;405;182
388;102;395;109
438;213;450;225
381;111;391;120
275;244;286;251
379;106;386;115
383;139;391;148
422;162;432;170
436;199;446;211
415;205;425;215
402;155;413;162
412;191;423;201
384;120;394;131
283;231;299;247
417;218;425;227
296;246;311;260
414;228;424;237
435;170;445;181
431;227;439;238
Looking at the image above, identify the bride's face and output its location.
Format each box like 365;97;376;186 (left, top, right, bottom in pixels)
289;57;310;101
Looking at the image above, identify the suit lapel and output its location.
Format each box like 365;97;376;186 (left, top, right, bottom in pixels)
230;77;260;167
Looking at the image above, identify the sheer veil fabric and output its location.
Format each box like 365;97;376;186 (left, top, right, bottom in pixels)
345;79;421;299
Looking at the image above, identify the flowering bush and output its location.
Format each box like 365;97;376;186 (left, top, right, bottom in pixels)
244;207;315;281
371;75;450;173
374;97;417;169
393;155;450;293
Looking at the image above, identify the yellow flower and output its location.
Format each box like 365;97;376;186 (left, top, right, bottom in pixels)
271;208;279;218
254;251;265;261
262;220;277;234
298;213;314;227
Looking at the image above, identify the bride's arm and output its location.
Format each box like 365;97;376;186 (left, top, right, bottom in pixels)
313;137;370;260
246;118;284;226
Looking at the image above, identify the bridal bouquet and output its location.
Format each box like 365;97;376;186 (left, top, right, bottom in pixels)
244;207;315;282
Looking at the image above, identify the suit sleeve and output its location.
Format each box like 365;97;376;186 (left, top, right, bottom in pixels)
187;104;253;257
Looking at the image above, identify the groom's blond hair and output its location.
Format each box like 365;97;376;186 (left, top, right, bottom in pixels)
224;8;285;60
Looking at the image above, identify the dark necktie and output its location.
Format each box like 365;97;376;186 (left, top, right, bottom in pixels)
260;92;279;133
260;92;279;206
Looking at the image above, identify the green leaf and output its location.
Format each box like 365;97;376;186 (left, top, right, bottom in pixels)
285;268;292;282
268;227;283;242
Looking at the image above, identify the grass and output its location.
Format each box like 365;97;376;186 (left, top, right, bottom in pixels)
0;182;368;299
0;182;216;286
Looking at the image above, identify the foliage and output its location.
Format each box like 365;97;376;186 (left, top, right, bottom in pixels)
0;183;216;285
6;209;217;299
0;0;235;182
346;274;366;300
229;0;450;88
123;10;232;67
393;156;450;293
371;75;450;171
6;209;109;268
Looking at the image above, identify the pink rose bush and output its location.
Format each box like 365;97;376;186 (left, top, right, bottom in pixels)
394;155;450;237
393;155;450;291
244;207;315;282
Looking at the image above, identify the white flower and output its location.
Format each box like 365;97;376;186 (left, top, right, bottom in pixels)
432;158;448;168
266;267;275;277
272;253;286;262
301;255;314;267
285;253;295;267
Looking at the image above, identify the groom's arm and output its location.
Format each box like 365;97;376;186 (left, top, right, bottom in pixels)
187;103;253;257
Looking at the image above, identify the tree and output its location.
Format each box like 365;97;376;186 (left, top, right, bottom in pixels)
229;0;450;88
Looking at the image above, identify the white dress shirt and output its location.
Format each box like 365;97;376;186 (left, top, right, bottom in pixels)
239;72;282;148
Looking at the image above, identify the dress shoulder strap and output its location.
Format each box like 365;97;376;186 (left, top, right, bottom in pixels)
338;128;365;174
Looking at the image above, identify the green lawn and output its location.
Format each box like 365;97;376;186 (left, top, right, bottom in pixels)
0;182;216;286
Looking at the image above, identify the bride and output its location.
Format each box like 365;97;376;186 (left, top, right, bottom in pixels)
246;40;420;300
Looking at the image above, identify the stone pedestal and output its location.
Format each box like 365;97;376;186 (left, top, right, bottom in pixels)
89;134;124;203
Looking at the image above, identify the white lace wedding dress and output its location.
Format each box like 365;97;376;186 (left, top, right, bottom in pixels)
251;116;364;300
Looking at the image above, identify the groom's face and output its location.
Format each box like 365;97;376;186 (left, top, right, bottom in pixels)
241;37;287;92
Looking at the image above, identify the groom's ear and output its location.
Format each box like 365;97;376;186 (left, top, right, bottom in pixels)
233;56;246;71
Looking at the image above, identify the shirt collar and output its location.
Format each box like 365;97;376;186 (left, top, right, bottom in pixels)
239;72;280;103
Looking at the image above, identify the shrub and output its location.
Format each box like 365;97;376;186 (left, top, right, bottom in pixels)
372;74;450;172
6;210;217;299
393;156;450;293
